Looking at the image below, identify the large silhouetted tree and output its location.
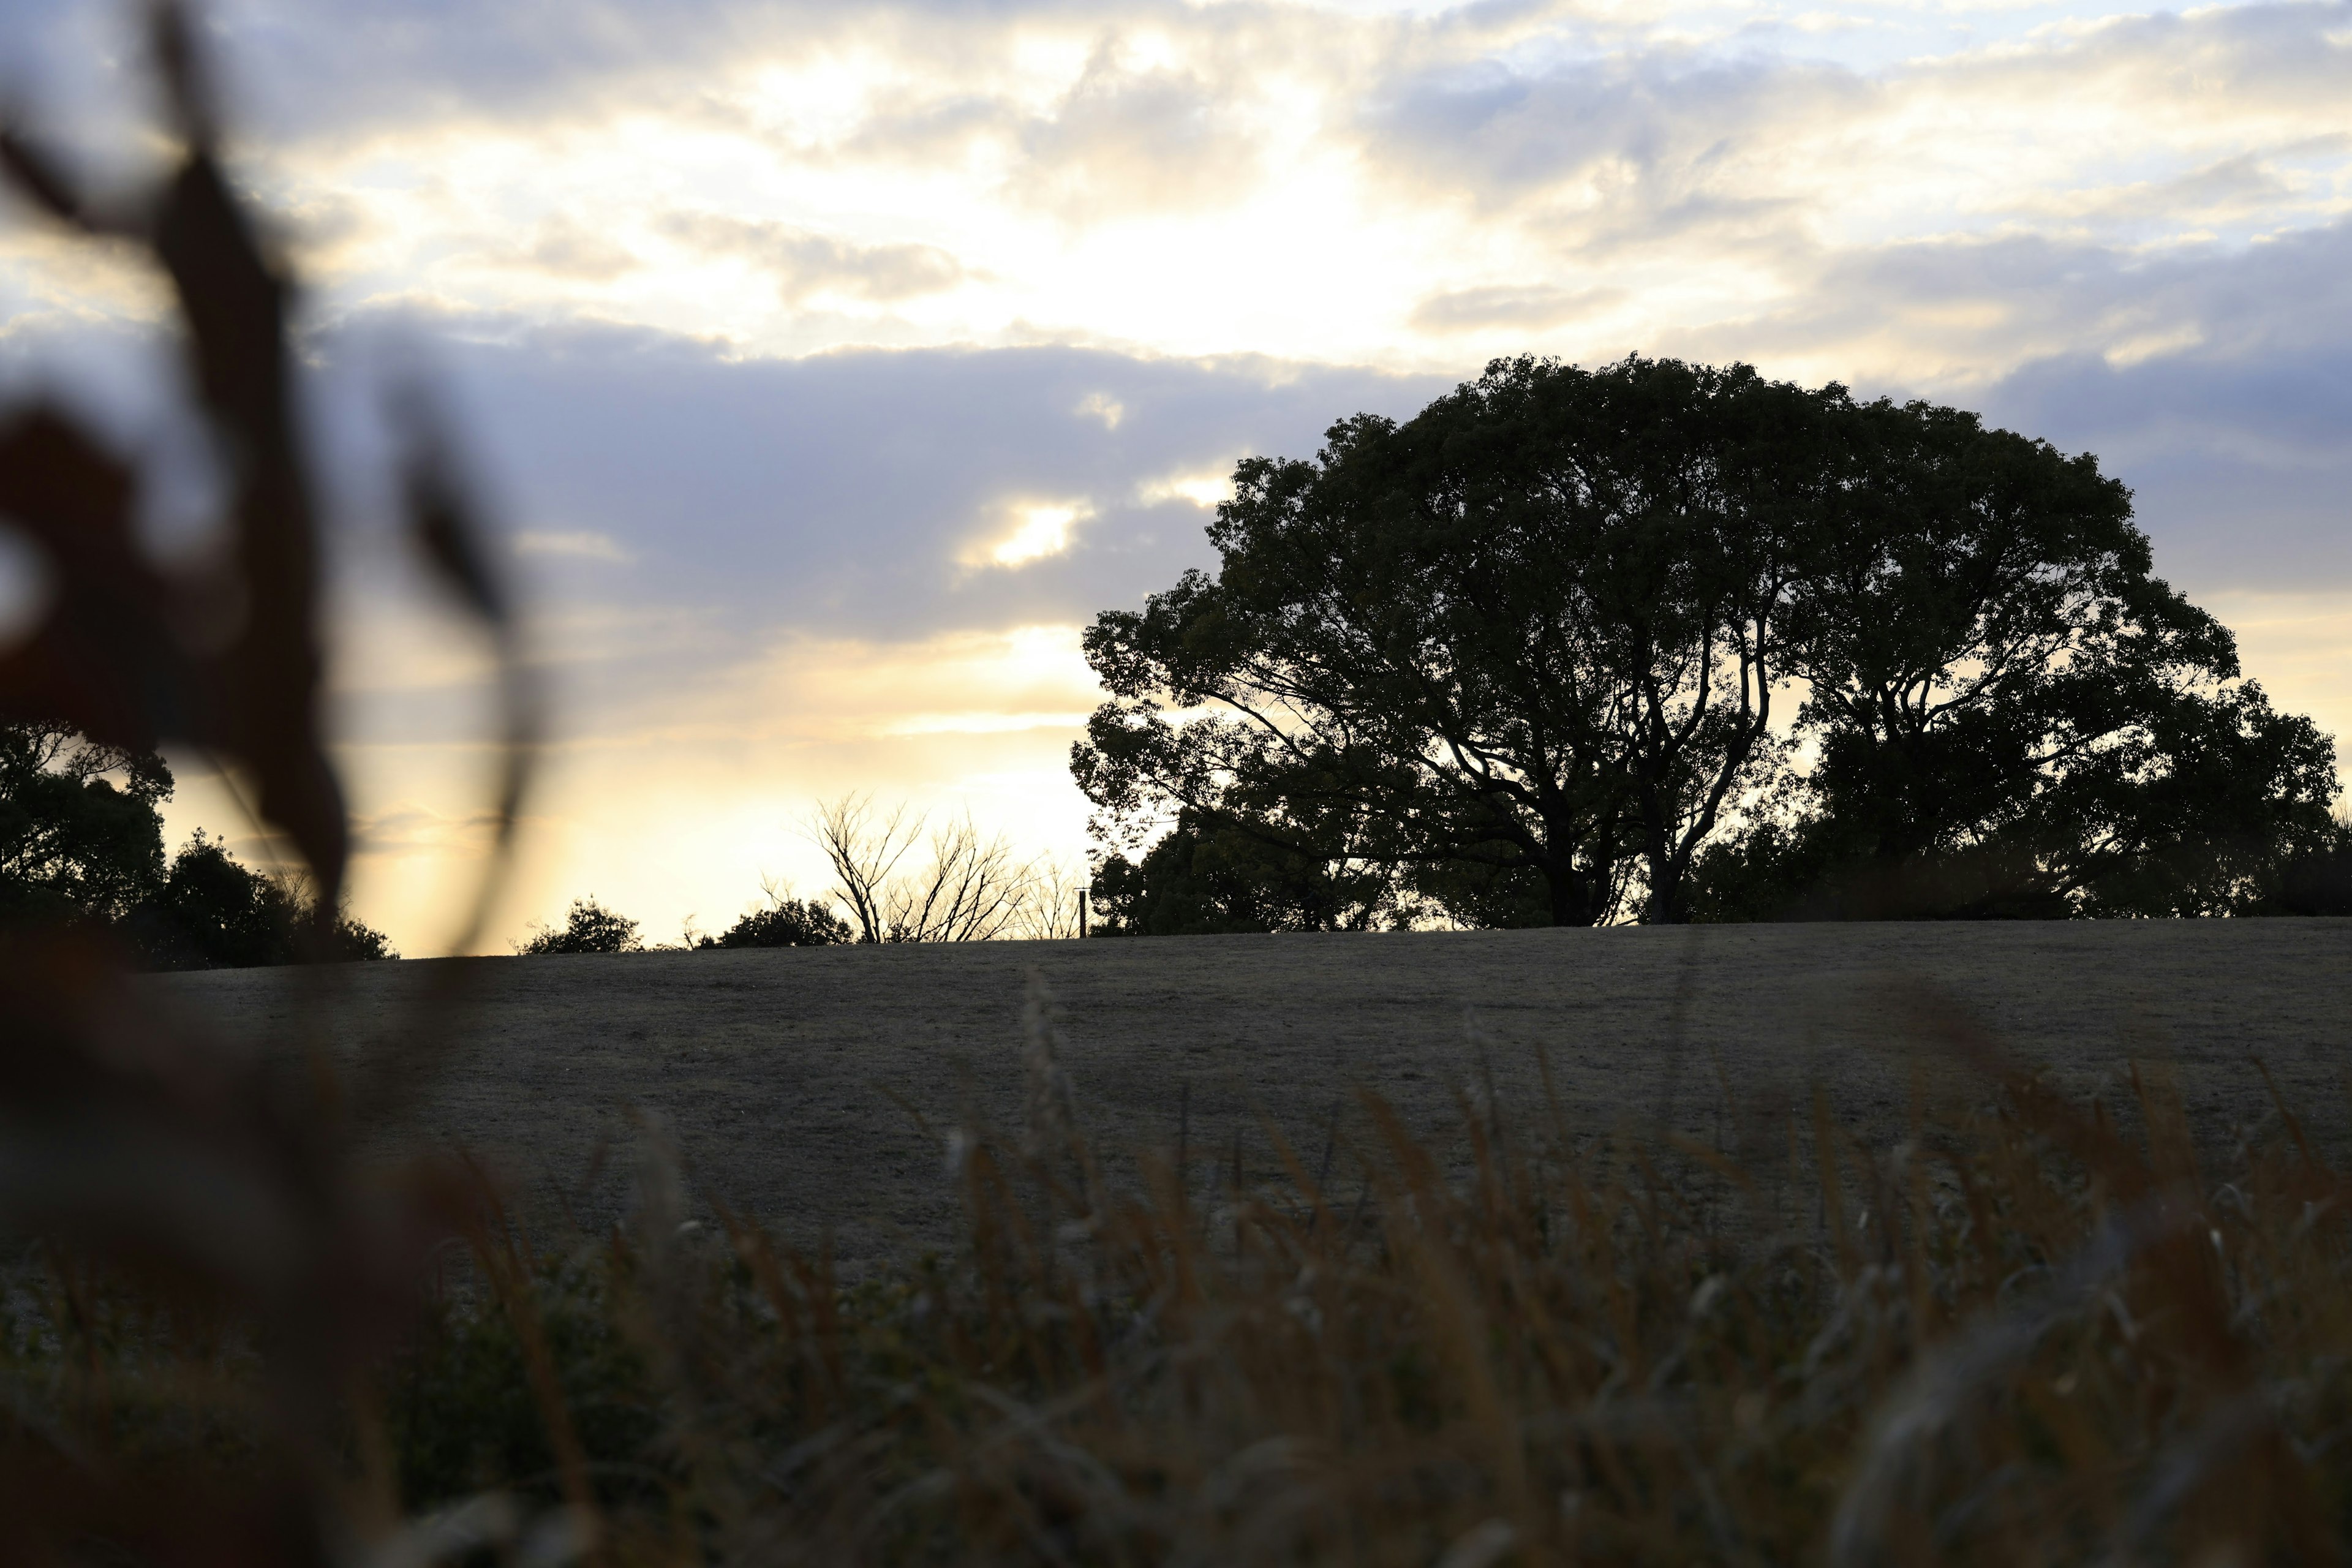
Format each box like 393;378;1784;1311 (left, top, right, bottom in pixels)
1077;356;1835;925
1077;356;2343;925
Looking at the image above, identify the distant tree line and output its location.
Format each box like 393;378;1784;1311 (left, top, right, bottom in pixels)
1;721;394;966
513;794;1085;956
1077;356;2352;932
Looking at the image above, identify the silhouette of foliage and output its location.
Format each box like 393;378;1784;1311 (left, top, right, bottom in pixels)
0;720;171;929
132;829;394;968
519;897;644;955
1687;398;2345;920
1079;355;2343;925
1077;356;1837;927
2;720;392;962
702;888;851;948
1090;807;1398;933
2268;829;2352;916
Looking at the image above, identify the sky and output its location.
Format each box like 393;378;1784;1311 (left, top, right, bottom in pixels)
0;0;2347;952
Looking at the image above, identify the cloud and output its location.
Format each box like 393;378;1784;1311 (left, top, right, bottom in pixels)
974;500;1092;568
1008;39;1265;219
2000;149;2310;232
1134;464;1232;508
1409;284;1623;334
353;802;509;859
1356;46;1869;225
351;312;1450;649
659;213;966;304
1973;334;2352;594
514;529;632;561
508;216;639;281
1700;206;2352;389
1348;2;2352;277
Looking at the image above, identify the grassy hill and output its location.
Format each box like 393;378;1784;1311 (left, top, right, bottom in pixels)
151;919;2352;1271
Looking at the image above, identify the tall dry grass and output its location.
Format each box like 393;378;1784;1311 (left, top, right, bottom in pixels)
14;976;2346;1566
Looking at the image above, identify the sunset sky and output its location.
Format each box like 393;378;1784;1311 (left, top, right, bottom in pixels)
1;0;2348;952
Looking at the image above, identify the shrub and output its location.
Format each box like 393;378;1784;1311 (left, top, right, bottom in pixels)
701;894;850;948
129;830;396;967
517;897;643;955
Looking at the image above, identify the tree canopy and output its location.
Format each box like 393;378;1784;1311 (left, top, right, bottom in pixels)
1;721;172;929
1076;356;2345;925
2;720;393;963
1088;806;1398;935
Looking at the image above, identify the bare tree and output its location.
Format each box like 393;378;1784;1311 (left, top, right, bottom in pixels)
885;813;1036;941
807;793;1073;943
809;793;924;943
1012;860;1087;940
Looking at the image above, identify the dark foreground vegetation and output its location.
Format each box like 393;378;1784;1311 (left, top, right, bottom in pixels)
10;986;2352;1564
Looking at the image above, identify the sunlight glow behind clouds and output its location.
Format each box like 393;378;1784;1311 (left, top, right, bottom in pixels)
984;503;1090;567
8;0;2350;949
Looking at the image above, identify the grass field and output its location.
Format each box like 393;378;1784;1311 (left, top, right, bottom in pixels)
8;918;2345;1562
151;919;2352;1271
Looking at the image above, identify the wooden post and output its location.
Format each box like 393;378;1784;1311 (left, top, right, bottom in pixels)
1079;886;1090;938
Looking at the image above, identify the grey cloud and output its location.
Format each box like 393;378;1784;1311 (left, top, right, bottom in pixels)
13;0;2347;249
1926;2;2352;120
1357;47;1869;210
7;0;1303;240
1975;340;2352;594
1410;283;1623;334
1670;215;2352;593
331;312;1452;646
4;0;1044;146
1350;2;2352;254
1734;213;2352;388
512;216;639;281
1977;148;2323;241
1009;43;1263;218
659;214;965;304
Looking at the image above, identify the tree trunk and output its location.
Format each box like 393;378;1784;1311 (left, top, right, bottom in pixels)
1543;859;1597;927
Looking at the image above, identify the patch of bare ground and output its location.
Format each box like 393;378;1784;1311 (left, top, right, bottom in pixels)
148;920;2352;1273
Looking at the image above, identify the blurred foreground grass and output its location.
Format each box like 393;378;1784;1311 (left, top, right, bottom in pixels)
6;979;2348;1566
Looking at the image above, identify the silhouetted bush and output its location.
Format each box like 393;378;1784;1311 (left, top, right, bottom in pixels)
701;894;850;948
517;897;643;954
129;830;396;968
